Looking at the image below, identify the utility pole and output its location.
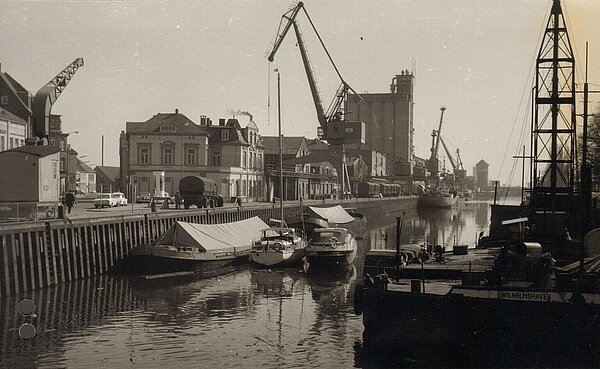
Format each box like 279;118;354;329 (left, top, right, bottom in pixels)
580;42;591;274
101;134;104;166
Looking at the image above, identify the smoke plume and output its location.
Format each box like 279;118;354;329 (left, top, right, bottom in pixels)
229;109;253;122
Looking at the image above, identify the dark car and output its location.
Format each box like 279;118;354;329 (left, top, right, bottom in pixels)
136;192;151;203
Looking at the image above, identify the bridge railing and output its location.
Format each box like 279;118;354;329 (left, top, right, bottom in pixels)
0;202;58;223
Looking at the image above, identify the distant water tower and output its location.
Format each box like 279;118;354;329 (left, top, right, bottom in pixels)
475;159;489;191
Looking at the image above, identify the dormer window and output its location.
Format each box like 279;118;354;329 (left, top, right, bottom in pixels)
221;130;229;141
160;125;176;133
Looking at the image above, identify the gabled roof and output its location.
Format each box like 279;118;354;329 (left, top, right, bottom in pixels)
225;118;242;129
0;144;60;157
3;72;29;94
0;107;28;124
0;72;31;114
95;166;120;180
306;138;329;151
77;159;95;173
126;112;205;135
246;120;259;130
261;136;306;155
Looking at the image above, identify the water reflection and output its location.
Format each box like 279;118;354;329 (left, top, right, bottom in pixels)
366;202;490;252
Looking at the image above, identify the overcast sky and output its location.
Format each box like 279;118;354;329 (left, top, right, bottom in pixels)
1;0;598;184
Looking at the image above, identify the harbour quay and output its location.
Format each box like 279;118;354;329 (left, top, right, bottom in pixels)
0;196;416;298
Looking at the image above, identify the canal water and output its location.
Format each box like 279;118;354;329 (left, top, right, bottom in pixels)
1;201;493;368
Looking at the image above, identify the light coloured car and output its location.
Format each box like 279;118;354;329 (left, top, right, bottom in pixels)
112;192;128;206
93;193;118;208
148;192;173;207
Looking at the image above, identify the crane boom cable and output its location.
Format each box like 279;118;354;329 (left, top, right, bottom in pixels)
300;7;350;93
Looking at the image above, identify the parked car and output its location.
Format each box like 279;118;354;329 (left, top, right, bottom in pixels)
93;193;118;208
136;192;151;203
148;192;174;207
112;192;128;206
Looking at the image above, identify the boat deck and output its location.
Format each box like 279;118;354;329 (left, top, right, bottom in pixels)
365;247;500;280
387;279;459;295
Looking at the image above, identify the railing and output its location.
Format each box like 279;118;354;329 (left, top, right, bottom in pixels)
0;202;58;223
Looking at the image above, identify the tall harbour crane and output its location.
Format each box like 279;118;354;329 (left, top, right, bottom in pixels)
439;135;466;181
32;58;84;142
425;107;446;177
267;1;363;145
439;136;459;173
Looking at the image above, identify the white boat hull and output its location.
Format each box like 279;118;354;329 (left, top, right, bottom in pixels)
417;193;458;208
250;247;305;267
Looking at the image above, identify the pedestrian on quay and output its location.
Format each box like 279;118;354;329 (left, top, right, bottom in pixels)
65;191;76;215
175;192;180;209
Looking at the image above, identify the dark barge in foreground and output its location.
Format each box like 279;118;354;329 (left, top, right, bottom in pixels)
354;243;600;363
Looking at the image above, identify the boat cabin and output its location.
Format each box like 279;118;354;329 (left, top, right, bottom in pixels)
309;228;348;245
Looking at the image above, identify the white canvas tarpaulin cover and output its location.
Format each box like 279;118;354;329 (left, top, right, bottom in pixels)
308;205;354;224
157;216;269;253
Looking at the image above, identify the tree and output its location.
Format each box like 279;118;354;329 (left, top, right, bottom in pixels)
586;103;600;181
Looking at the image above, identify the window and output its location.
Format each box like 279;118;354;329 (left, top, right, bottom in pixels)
0;96;7;105
211;150;221;166
258;153;262;169
52;160;58;179
139;146;151;164
160;125;176;133
186;147;197;165
242;150;247;168
221;130;229;141
162;146;174;165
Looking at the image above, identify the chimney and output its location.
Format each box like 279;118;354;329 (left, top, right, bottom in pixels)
219;118;226;126
175;109;179;114
200;115;207;126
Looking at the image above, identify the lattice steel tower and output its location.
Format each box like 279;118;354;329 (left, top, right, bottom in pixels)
532;0;576;219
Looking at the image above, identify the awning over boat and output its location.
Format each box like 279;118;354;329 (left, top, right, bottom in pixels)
308;205;354;224
156;216;269;253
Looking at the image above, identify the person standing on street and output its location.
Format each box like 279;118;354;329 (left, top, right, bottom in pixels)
175;192;181;209
65;191;76;215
